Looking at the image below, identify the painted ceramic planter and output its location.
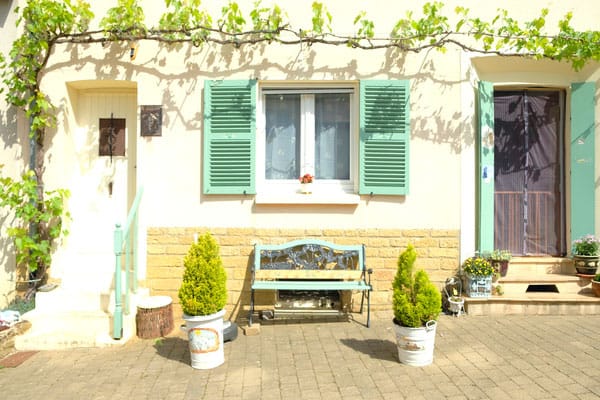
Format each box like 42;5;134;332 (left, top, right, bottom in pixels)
573;255;600;275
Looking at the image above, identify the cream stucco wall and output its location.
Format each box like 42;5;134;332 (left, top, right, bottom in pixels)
2;0;600;301
0;0;26;309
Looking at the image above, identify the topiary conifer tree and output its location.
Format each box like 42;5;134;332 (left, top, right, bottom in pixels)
392;244;441;328
179;232;227;316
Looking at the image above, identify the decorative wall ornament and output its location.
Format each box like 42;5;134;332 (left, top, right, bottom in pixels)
140;105;162;136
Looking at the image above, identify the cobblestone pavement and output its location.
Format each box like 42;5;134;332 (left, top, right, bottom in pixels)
1;314;600;399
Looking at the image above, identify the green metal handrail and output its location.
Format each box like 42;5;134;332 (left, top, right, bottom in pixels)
113;187;144;340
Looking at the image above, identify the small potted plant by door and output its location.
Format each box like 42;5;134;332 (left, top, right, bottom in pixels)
179;232;228;369
487;249;511;278
392;244;442;366
571;234;600;275
462;256;494;298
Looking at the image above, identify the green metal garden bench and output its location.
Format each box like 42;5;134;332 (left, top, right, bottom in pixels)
249;239;373;327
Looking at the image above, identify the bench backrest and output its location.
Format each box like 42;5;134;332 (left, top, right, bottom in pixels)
254;239;366;280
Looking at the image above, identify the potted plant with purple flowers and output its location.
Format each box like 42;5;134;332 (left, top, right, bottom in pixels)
571;234;600;275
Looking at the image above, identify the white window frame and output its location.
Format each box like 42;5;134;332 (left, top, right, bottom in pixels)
255;82;360;204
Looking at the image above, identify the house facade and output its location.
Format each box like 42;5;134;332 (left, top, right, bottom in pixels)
1;0;599;326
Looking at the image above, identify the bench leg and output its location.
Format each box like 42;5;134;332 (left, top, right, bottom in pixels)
249;288;254;326
366;290;371;328
358;290;370;328
359;290;365;314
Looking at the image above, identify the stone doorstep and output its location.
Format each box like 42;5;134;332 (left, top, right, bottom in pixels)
0;350;38;368
464;293;600;316
0;321;32;360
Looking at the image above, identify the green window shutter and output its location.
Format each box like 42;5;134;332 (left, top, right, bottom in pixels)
203;80;256;194
477;81;494;253
570;82;596;240
359;80;410;195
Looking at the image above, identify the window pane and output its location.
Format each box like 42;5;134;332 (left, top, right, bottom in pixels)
265;94;300;179
315;93;350;179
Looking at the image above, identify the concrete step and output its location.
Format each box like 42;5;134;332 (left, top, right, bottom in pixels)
497;273;588;295
465;291;600;316
34;286;149;314
14;287;151;350
462;257;600;316
504;256;574;277
14;309;136;350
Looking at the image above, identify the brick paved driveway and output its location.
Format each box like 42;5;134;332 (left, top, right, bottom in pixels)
1;314;600;399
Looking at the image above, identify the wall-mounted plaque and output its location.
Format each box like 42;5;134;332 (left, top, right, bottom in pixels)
141;105;162;136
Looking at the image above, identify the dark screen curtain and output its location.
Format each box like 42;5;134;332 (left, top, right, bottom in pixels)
494;90;564;256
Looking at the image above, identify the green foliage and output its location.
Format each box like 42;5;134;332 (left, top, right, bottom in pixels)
100;0;146;38
219;1;246;34
392;245;441;328
0;167;70;274
159;0;212;43
572;235;600;256
483;249;511;261
462;256;493;276
178;233;227;316
310;2;331;35
1;0;93;140
5;295;35;315
250;0;284;39
353;11;374;40
392;1;449;51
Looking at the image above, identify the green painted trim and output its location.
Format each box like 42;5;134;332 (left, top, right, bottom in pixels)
570;82;596;240
112;186;144;339
477;81;494;253
359;80;410;195
203;80;257;194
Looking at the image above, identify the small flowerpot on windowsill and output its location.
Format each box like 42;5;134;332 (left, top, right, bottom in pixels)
299;183;312;194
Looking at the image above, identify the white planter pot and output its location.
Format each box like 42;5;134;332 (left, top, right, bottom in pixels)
300;183;312;193
182;309;226;369
448;297;464;316
393;320;437;366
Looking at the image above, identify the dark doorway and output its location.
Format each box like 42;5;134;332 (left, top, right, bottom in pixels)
493;89;566;256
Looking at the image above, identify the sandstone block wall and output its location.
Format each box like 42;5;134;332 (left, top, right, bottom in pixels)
146;227;460;322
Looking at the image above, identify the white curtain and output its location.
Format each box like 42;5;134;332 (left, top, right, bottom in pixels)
265;94;300;179
315;94;350;180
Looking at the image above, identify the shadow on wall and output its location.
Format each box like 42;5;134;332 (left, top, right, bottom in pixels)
0;106;19;150
0;0;13;28
42;39;472;158
0;213;17;309
0;103;22;308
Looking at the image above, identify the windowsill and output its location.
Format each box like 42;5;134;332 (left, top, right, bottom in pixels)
255;189;361;205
